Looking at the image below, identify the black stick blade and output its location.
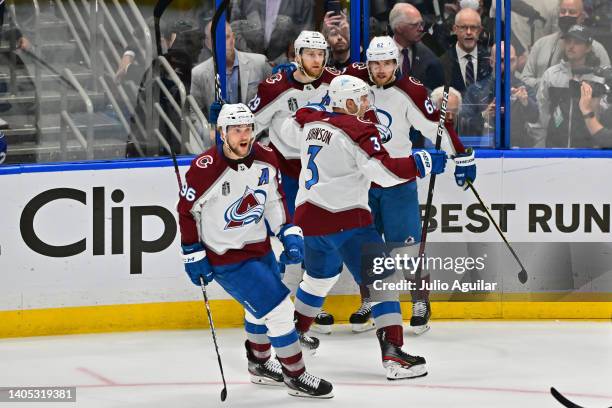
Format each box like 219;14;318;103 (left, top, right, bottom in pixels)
518;269;528;284
550;387;585;408
220;387;227;401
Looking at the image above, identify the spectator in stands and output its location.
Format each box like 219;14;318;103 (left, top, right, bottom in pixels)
115;19;177;84
578;80;612;147
521;0;610;90
230;0;314;63
433;0;493;54
537;25;606;147
191;23;271;120
389;3;445;90
431;86;463;130
321;11;351;71
490;0;559;55
0;0;31;50
461;42;538;144
440;8;492;96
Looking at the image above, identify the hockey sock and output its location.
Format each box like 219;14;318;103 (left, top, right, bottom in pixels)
294;311;315;333
359;284;371;301
371;302;404;345
269;329;306;378
380;325;404;347
244;320;272;363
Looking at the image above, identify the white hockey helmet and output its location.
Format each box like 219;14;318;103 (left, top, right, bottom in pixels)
217;103;254;132
366;36;399;63
294;30;329;57
328;75;374;114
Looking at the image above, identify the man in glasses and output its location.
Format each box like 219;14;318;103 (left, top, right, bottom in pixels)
440;7;492;96
388;3;445;91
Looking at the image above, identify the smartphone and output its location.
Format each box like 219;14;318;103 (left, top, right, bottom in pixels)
326;0;342;16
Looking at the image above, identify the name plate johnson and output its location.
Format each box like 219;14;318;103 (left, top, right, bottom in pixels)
0;387;76;402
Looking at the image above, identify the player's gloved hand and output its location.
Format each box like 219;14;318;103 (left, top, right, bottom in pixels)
453;148;476;189
0;131;7;164
272;62;297;76
209;101;223;125
181;243;213;286
413;149;447;178
278;224;304;265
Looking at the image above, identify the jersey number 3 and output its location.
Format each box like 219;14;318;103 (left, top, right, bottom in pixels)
305;145;322;190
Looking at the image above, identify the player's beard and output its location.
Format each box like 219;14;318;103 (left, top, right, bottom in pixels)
302;63;324;80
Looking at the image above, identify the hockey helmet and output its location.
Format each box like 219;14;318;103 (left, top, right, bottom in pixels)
328;75;374;114
294;30;329;57
217;103;255;135
366;36;399;63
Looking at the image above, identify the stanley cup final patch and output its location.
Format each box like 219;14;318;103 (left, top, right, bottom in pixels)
288;97;299;112
222;181;231;196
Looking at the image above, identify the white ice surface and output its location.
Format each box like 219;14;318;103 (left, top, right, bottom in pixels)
0;321;611;408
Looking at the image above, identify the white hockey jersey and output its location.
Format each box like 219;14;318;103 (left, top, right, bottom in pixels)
177;143;289;266
281;107;422;236
248;68;343;179
346;62;466;158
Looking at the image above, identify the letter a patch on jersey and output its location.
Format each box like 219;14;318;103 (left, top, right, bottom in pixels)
258;168;269;186
224;187;267;229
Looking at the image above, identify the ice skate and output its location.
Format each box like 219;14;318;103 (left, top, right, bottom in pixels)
377;329;427;380
245;341;284;386
284;371;334;398
410;300;431;335
311;309;334;335
298;331;320;355
349;300;376;333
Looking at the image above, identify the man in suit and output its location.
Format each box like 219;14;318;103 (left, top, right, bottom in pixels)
389;3;445;92
440;8;491;96
229;0;314;62
191;22;272;120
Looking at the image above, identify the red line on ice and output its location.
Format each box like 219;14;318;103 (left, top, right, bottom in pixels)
63;379;612;400
76;367;117;385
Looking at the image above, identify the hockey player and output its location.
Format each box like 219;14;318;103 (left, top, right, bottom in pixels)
249;30;342;217
339;37;476;335
177;103;333;398
248;30;342;334
282;75;448;380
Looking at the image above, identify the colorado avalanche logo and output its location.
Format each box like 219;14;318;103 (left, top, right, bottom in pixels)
224;186;267;229
374;108;393;144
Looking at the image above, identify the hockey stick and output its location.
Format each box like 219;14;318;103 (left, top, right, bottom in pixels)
209;0;230;145
465;179;528;284
414;85;450;285
210;0;229;107
154;0;227;401
550;387;586;408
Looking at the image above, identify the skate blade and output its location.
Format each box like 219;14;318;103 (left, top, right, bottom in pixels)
311;323;332;335
250;374;284;387
287;388;334;399
385;362;428;380
351;320;376;333
409;324;430;336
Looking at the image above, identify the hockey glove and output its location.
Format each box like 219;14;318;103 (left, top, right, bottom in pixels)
278;224;304;265
413;149;447;178
181;243;214;286
272;62;297;76
453;148;476;189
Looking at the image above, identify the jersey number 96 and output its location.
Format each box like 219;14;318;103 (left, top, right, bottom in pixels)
180;184;196;201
